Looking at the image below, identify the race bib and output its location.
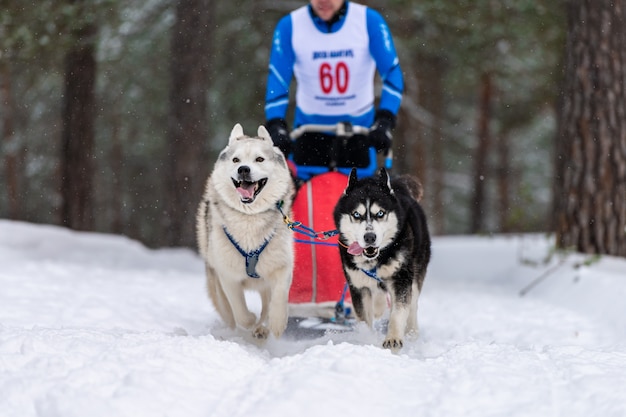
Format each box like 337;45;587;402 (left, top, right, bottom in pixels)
291;4;376;116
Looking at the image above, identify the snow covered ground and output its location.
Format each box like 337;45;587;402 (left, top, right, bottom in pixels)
1;219;625;417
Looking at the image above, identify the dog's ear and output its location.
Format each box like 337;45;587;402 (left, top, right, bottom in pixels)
378;168;394;195
228;123;245;145
344;167;358;195
257;125;271;142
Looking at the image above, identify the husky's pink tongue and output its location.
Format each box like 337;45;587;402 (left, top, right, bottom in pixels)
347;241;364;255
236;185;255;200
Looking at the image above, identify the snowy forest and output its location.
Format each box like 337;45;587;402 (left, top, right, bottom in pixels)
1;0;625;256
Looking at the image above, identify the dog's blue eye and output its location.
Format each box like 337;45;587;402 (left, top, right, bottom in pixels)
376;210;385;218
352;211;361;219
256;157;264;162
233;157;240;163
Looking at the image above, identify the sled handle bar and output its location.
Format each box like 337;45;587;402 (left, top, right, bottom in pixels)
289;122;370;140
289;122;392;170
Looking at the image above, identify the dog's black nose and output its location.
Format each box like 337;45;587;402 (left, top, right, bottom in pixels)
238;165;250;176
364;232;376;245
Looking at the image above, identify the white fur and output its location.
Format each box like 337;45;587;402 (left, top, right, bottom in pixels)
196;123;295;340
338;204;399;258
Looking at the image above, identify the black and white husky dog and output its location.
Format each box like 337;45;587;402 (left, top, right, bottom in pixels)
333;168;431;350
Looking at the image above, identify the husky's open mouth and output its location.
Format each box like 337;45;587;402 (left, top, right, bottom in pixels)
232;178;268;203
347;241;380;259
363;246;379;259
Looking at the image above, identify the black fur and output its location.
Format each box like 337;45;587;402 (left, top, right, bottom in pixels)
333;168;431;348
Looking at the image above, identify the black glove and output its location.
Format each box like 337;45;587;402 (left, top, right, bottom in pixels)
265;118;292;157
369;109;396;153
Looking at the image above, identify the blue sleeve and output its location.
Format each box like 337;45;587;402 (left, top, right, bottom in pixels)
366;8;404;115
264;16;295;121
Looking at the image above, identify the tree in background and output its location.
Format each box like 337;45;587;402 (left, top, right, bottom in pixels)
555;0;626;256
470;71;494;233
0;1;570;248
387;0;564;234
0;59;19;220
164;0;213;247
0;2;68;223
61;1;97;231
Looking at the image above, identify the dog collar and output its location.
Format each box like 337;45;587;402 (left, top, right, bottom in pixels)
361;267;382;283
223;226;273;278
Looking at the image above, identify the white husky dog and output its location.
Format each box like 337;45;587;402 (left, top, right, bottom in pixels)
196;124;295;339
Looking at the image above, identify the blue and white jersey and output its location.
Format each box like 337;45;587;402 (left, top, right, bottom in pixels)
265;1;404;128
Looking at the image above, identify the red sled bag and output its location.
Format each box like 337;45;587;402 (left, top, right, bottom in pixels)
289;171;348;303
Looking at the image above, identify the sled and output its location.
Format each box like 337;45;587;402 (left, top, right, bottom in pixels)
289;170;349;304
285;122;390;337
284;315;356;340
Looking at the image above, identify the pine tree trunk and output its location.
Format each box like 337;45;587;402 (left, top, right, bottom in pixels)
470;72;493;234
409;69;426;183
398;62;425;180
0;60;20;220
496;132;511;232
165;0;212;247
555;0;626;256
422;55;446;235
110;111;123;234
61;21;97;231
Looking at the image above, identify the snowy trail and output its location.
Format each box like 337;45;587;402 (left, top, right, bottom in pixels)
1;221;625;417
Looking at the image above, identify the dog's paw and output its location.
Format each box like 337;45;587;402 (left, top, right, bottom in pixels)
382;337;403;351
252;325;269;340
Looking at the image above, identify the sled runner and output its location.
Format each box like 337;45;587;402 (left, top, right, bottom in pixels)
283;316;355;340
285;122;390;336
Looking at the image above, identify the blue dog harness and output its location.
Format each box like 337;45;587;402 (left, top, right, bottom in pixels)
223;226;273;279
361;267;382;283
